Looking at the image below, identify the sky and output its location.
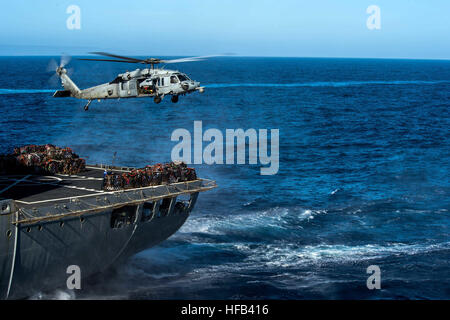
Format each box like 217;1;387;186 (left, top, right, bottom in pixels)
0;0;449;59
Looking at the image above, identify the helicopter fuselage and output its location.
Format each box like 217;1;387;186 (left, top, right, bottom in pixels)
54;67;204;108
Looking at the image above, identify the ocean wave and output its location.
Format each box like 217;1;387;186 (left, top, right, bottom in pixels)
127;238;450;295
162;205;450;269
29;289;76;300
241;242;450;268
206;80;450;88
134;240;450;276
178;207;325;236
65;238;450;299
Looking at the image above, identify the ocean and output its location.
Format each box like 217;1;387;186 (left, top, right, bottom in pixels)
0;56;449;299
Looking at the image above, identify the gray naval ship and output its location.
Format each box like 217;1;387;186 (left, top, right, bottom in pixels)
0;158;216;299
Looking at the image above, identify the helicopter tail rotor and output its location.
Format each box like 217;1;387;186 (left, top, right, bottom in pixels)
46;54;80;97
46;59;59;73
47;55;74;86
47;54;71;73
59;54;71;69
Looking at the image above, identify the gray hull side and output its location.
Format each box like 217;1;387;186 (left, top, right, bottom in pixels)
0;203;190;299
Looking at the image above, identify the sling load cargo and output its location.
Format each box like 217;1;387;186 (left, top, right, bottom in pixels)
0;144;85;175
102;161;197;191
0;144;196;190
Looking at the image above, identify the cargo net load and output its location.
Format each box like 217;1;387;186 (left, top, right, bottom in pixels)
102;162;197;191
0;144;86;175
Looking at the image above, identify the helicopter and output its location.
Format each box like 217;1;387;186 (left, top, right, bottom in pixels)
51;52;208;110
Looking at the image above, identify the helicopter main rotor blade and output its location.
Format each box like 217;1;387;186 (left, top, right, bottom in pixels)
161;55;222;64
161;58;204;64
80;52;225;65
78;58;145;64
46;59;59;72
60;54;72;68
48;73;60;86
89;52;142;62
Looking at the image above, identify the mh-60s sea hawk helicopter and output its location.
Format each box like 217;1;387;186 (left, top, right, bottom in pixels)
51;52;209;110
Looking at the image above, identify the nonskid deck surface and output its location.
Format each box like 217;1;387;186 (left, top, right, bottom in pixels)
0;165;129;205
0;165;216;223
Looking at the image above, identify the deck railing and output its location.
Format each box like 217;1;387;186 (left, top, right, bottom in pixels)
13;179;216;225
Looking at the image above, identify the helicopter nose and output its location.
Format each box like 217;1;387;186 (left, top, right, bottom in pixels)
181;82;190;91
190;81;200;89
181;80;200;91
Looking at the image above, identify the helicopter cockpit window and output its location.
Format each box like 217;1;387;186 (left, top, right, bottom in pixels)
171;75;179;83
177;74;188;82
109;76;121;84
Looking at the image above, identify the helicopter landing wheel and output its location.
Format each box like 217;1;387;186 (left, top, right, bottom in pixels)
171;95;179;103
154;96;162;104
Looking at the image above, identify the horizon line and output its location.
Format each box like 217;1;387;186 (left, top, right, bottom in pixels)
0;54;449;61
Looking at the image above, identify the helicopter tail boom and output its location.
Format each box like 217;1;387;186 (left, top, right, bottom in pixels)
56;67;81;98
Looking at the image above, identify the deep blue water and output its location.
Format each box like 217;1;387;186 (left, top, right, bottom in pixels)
0;57;449;299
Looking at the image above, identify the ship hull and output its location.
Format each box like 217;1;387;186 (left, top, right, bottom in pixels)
1;204;190;299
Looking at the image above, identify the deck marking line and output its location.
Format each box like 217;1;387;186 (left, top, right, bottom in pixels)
0;175;31;195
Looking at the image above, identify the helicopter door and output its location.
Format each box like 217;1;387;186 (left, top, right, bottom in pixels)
128;80;137;96
119;81;128;97
157;76;170;95
119;80;137;97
